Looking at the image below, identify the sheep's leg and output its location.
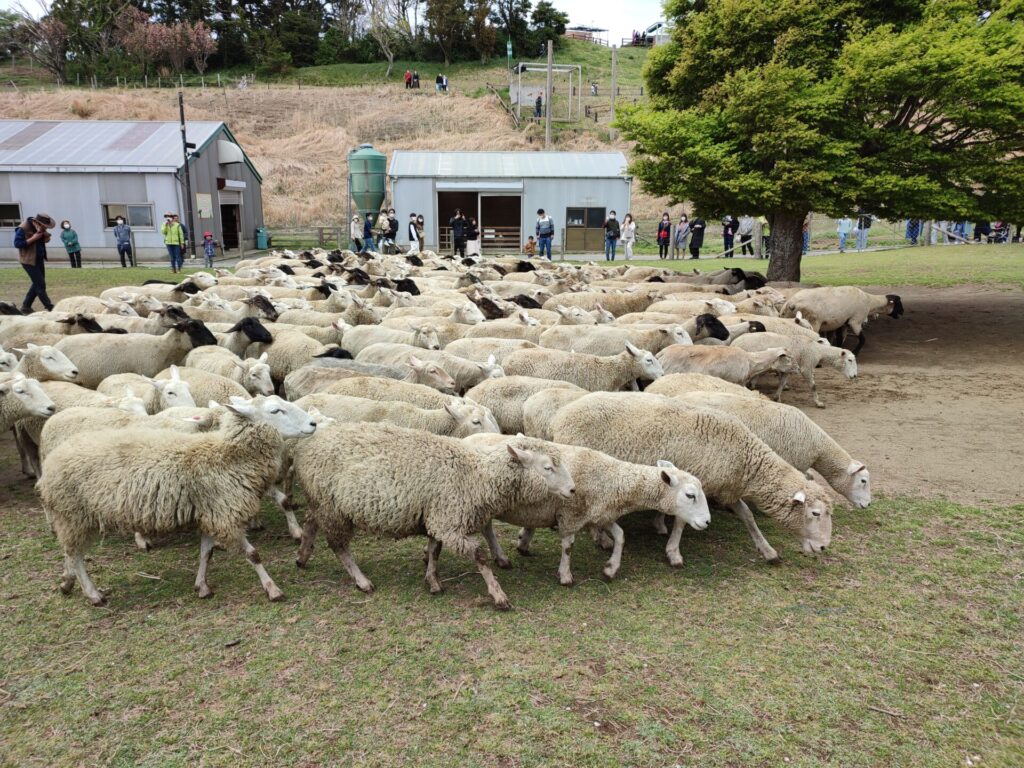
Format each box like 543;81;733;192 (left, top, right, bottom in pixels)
852;331;866;356
516;527;535;556
773;373;788;402
324;528;374;593
482;522;511;569
269;485;303;540
194;534;216;598
296;518;318;568
14;424;40;479
629;379;640;392
802;367;824;408
730;500;780;564
558;533;575;586
424;537;444;594
59;555;76;595
665;516;685;568
69;552;106;606
652;512;669;536
133;532;152;551
602;523;626;579
240;536;284;601
437;532;510;610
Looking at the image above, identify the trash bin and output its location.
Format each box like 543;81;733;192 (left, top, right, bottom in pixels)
256;227;269;250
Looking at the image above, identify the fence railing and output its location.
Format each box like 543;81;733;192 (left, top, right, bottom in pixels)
439;226;521;253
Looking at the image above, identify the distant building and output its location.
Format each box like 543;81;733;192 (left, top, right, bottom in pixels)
389;151;632;253
0;119;263;262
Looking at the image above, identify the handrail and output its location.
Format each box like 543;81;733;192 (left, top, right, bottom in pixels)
485;83;520;128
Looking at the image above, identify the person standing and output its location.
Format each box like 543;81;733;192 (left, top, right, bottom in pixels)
673;215;690;259
442;74;448;92
60;220;82;268
406;213;420;254
449;208;467;258
416;214;425;249
737;214;754;256
535;95;543;119
466;217;481;257
161;212;186;272
656;213;671;259
688;216;705;259
350;214;363;252
801;213;812;255
603;211;621;261
837;215;853;252
202;231;217;268
855;209;872;251
435;73;443;92
362;213;375;253
412;70;420;88
113;215;133;267
535;209;554;260
404;69;412;89
14;213;56;313
721;215;735;258
622;213;638;260
905;218;921;246
757;215;771;258
385;207;399;254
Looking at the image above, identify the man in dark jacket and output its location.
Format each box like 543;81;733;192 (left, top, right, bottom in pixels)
14;213;56;313
603;211;621;261
449;209;467;258
386;208;400;254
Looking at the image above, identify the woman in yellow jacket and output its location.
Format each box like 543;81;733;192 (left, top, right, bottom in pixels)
161;212;186;273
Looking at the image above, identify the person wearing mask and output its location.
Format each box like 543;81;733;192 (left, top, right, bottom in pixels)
688;216;705;259
362;213;375;253
603;211;621;261
14;212;56;313
837;215;853;253
407;213;420;255
202;231;217;268
387;208;399;249
622;213;638;260
737;215;755;256
60;219;83;268
673;215;691;259
350;214;364;252
442;74;448;92
466;217;481;257
656;213;671;259
721;215;736;258
535;209;554;260
412;71;420;88
449;208;467;258
855;209;872;252
113;215;133;267
160;212;186;272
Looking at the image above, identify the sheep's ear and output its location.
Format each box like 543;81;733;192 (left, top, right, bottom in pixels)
555;305;568;315
463;396;479;406
25;342;38;350
848;462;867;475
656;459;676;469
0;380;10;394
408;355;424;370
659;469;678;486
776;350;788;359
443;401;460;417
226;395;257;417
150;378;167;391
518;310;529;322
207;400;220;409
258;352;269;363
506;444;532;464
170;365;180;381
624;341;642;357
478;353;497;370
792;490;806;505
231;358;248;369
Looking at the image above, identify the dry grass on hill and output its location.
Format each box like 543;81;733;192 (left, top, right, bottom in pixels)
0;87;670;227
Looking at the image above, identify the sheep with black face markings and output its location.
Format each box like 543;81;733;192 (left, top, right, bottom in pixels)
782;286;903;353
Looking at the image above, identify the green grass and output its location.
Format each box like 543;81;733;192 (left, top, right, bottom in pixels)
0;265;215;305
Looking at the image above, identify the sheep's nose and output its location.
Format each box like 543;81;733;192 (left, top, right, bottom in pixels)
569;487;576;495
46;406;55;414
70;369;79;376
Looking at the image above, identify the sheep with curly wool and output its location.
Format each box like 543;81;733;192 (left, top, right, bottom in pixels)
291;424;574;609
39;395;316;606
657;345;799;386
463;375;587;434
183;347;275;396
465;433;709;581
97;366;196;413
502;342;663;392
356;343;502;393
730;332;857;407
294;393;500;437
550;392;834;561
674;391;871;508
539;323;692;357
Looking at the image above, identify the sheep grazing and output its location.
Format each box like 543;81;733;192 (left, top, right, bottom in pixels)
502;343;664;392
464;376;587;434
39;395;317;606
53;321;217;388
291;424;574;609
674;391;871;508
657;345;799;386
0;374;56;431
465;434;710;581
782;286;904;353
645;372;766;400
550;392;834;561
97;366;196;413
295;393;500;437
521;387;589;440
539;324;692;356
731;332;857;407
184;347;275;396
340;322;442;356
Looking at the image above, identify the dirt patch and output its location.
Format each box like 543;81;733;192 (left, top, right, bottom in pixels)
778;285;1024;506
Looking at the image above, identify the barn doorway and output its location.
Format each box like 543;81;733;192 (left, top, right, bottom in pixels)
437;191;478;252
480;195;521;252
220;204;240;250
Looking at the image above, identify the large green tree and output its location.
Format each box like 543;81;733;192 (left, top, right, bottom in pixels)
618;0;1024;281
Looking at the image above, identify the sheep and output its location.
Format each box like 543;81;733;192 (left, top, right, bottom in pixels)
657;345;799;386
0;374;56;432
554;305;600;325
7;343;79;382
0;344;15;373
731;332;857;407
320;377;457;409
383;301;485;326
94;304;188;335
295;393;501;437
463;376;587;434
154;365;249;405
282;365;372;399
53;296;135;315
782;286;904;353
721;313;820;341
443;337;537;363
291;425;574;609
341;323;442;356
39;395;317;606
539;324;692;356
378;317;473;345
674;391;871;508
356;343;503;393
249;329;352;388
461;313;546;343
541;290;662;317
183;347;275;396
502;343;664;392
521;387;589;440
466;434;710;582
731;296;780;316
98;273;218;303
53;321;218;388
180;294;279;325
97;366;196;413
308;356;460;393
550;392;834;561
645;372;766;400
690;314;766;345
214;317;275;356
646;298;737;317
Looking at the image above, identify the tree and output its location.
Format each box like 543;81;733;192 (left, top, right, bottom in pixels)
16;13;69;81
617;0;1024;281
187;21;216;73
276;9;323;68
1;9;25;59
490;0;531;58
529;0;567;49
367;0;412;77
425;0;468;66
468;0;496;63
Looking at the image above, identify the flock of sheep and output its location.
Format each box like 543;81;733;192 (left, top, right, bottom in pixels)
0;250;904;610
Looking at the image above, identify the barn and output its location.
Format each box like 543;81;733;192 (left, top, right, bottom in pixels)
388;151;631;254
0;119;263;262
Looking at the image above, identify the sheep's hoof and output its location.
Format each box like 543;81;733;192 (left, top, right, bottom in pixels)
559;574;574;587
266;585;285;602
766;555;783;566
493;597;512;611
247;520;266;533
515;547;533;557
814;402;826;409
195;584;213;599
427;583;444;595
294;558;307;569
602;565;618;580
89;594;108;607
667;556;685;568
58;580;75;596
495;557;512;570
356;580;375;594
287;527;303;541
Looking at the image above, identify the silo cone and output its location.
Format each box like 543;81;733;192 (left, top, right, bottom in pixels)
349;144;387;218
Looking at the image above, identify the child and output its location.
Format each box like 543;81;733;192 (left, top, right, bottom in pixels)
202;231;217;268
524;235;536;256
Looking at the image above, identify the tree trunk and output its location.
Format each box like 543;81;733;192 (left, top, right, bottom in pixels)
765;211;807;283
384;52;394;78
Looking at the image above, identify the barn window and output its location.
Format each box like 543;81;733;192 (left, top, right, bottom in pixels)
102;203;155;229
0;203;22;228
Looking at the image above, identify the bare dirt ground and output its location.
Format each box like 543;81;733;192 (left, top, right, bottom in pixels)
784;284;1024;506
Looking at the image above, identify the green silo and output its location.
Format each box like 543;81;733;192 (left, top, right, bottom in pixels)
349;144;387;218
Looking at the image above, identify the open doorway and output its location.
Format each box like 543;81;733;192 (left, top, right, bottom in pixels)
220;204;240;250
480;195;522;252
437;191;478;252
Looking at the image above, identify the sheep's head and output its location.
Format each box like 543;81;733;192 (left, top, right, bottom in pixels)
556;305;596;325
837;349;858;379
190;272;219;289
886;294;904;319
659;325;692;347
506;443;575;500
655;460;709;530
0;344;16;373
116;387;148;416
234;353;275;396
0;373;55;417
625;341;664;381
593;303;615;324
408;356;458;394
152;366;197;409
443;399;501;437
15;343;78;381
792;484;833;555
410;323;441;351
226;395;317;438
846;462;871;508
477;354;505;380
767;350;800;375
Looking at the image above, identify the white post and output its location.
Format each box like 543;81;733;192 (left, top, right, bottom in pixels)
610;45;617;138
545;40;553;149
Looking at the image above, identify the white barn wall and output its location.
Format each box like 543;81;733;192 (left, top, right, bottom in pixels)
524;178;633;247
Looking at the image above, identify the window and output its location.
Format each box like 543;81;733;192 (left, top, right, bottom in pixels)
565;207;606;228
0;203;22;228
102;203;154;229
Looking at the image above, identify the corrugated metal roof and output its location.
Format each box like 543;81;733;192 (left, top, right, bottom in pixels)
389;151;630;179
0;120;224;172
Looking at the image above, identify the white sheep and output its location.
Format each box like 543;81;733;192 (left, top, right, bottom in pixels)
295;393;501;437
731;332;857;407
291;425;574;609
443;337;538;363
782;286;903;353
341;323;442;356
320;376;457;409
356;343;503;393
6;344;79;382
539;323;692;356
464;375;587;434
657;345;799;386
0;344;16;374
502;343;664;392
154;366;249;405
39;395;316;606
183;347;275;396
0;374;56;431
645;372;766;400
97;366;196;413
521;387;589;440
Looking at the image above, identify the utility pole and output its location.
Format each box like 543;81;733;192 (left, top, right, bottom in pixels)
610;45;618;139
545;39;553;149
178;91;197;260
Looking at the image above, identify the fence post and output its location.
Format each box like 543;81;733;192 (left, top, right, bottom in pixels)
145;74;148;88
158;76;161;88
217;73;221;88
